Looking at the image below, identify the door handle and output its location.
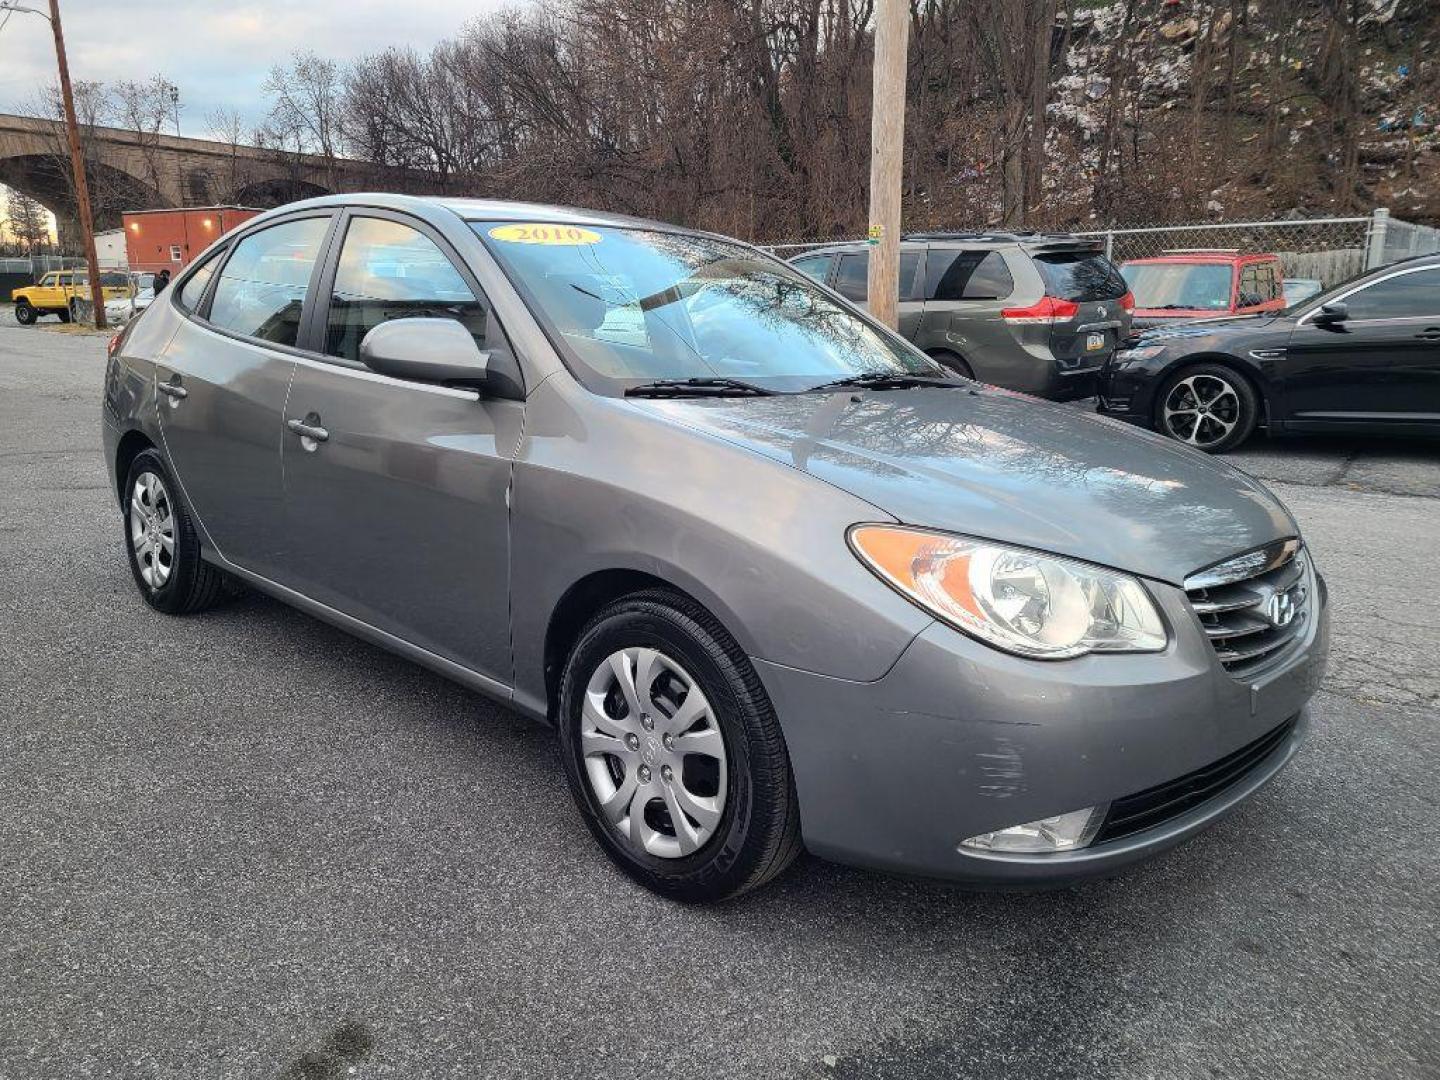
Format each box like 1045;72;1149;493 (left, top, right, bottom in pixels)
1416;328;1440;340
158;379;188;400
286;416;329;444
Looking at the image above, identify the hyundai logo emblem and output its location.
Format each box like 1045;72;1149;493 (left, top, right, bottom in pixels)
1265;591;1296;628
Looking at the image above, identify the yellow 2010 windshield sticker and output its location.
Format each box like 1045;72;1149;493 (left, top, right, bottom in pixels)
489;223;602;246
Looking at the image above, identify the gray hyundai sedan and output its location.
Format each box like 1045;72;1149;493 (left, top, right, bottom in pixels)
102;195;1329;901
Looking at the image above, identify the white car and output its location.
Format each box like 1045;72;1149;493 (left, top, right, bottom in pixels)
104;273;157;324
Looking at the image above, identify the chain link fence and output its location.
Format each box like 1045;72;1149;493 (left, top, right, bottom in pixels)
759;209;1440;288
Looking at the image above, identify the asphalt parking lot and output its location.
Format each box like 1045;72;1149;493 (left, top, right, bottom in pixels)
1;316;1437;1080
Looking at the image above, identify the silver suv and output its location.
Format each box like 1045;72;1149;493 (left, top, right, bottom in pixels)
791;233;1133;399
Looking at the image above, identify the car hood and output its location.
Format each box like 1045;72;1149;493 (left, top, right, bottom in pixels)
629;388;1296;585
1134;312;1284;342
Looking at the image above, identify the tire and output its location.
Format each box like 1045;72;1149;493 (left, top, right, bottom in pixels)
122;449;230;615
14;302;36;326
1154;362;1259;453
57;304;72;324
557;589;802;902
927;348;974;380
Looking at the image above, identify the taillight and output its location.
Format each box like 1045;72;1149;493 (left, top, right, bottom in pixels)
107;332;123;357
1001;296;1080;324
1120;290;1135;315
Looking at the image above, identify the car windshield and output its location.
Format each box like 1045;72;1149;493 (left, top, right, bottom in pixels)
475;223;944;392
1121;262;1232;310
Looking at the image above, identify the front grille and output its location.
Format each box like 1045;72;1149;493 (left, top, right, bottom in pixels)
1185;540;1310;681
1093;716;1298;844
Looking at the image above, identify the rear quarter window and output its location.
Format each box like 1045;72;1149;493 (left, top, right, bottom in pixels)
926;250;1015;301
1035;251;1128;301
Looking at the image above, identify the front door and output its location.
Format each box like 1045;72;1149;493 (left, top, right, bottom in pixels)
1279;265;1440;424
154;213;334;579
833;249;925;340
279;212;522;685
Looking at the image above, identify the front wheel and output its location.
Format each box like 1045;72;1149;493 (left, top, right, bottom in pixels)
14;302;36;326
1155;364;1259;453
557;590;802;902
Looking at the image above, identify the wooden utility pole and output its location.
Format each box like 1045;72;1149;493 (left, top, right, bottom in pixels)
865;0;909;329
46;0;107;328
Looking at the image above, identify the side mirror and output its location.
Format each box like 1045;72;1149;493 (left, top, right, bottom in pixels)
1313;301;1348;326
359;317;490;387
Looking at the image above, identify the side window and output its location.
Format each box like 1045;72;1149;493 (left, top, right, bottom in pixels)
927;250;1015;301
790;254;832;284
207;217;330;347
325;216;500;364
834;252;868;301
1341;269;1440;320
176;249;223;312
1238;267;1260;307
827;251;920;302
898;250;922;301
39;273;57;287
1263;265;1282;301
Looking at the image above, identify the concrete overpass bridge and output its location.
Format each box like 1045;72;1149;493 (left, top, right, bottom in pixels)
0;112;383;242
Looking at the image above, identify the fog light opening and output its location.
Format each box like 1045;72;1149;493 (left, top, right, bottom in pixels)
960;804;1109;855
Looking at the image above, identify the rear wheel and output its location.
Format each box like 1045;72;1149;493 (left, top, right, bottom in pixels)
1155;364;1258;453
927;348;974;380
57;304;72;324
557;589;802;902
14;302;36;326
122;449;230;614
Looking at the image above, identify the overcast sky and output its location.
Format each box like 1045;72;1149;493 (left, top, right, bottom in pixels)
0;0;502;137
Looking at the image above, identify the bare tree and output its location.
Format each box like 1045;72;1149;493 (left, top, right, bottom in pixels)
5;187;51;253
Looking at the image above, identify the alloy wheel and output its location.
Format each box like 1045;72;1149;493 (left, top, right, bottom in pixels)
1162;373;1241;448
129;471;176;589
580;646;728;859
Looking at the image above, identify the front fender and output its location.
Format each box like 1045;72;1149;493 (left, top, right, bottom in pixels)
507;378;933;716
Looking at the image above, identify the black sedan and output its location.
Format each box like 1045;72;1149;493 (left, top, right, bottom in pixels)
1097;254;1440;452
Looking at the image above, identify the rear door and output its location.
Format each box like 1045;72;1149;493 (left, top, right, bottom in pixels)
279;209;523;685
1280;264;1440;425
1032;248;1130;368
154;212;335;579
915;248;1015;376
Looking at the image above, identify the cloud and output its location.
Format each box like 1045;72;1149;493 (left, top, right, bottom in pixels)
0;0;508;134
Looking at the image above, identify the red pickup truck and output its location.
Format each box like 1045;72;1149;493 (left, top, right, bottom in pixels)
1120;251;1287;329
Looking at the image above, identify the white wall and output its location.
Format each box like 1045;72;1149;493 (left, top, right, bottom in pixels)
94;229;128;268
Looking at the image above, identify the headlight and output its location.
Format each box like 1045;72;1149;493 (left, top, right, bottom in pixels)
849;525;1167;659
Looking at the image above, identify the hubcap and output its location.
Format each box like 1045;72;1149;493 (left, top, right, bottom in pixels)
128;471;175;589
580;646;728;859
1162;374;1241;448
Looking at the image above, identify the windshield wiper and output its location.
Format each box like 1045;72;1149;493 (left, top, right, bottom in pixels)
806;372;961;393
624;377;778;398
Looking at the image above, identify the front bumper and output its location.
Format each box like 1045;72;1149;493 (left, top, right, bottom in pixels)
1095;362;1159;424
755;570;1329;885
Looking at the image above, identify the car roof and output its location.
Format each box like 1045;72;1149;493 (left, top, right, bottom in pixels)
1124;252;1276;265
258;192;691;234
795;232;1100;258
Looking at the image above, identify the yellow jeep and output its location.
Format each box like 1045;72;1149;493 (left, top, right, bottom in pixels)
12;270;132;325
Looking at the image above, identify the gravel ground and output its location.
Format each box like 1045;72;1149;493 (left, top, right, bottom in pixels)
1;323;1437;1080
